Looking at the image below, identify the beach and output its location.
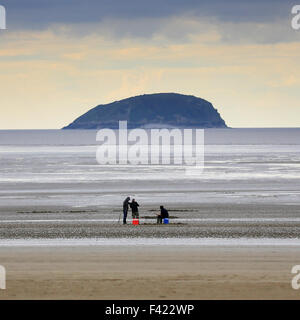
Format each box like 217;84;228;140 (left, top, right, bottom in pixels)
0;203;300;299
0;128;300;299
1;203;300;239
1;245;300;300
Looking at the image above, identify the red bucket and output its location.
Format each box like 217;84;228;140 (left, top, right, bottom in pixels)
132;219;139;225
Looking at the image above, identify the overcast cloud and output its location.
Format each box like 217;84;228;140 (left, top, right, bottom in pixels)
0;0;298;44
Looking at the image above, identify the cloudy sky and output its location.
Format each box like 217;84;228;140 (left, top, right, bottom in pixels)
0;0;299;128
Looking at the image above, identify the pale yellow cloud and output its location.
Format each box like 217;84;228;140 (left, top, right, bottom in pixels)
0;23;300;129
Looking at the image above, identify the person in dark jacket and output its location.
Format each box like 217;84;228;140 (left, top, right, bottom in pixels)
130;199;139;219
123;197;130;224
157;205;169;224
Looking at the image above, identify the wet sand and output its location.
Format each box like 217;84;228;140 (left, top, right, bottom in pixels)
1;203;300;299
0;245;300;300
1;203;300;239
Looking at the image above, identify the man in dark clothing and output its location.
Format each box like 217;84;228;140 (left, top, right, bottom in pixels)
123;197;130;224
130;199;139;219
157;205;169;224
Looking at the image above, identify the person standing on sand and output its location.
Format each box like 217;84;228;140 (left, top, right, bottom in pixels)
130;199;139;219
123;197;130;225
157;205;169;224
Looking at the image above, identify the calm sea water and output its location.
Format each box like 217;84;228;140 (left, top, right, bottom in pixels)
0;128;299;207
0;128;300;145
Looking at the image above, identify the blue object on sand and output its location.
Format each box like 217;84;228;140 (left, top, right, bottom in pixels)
164;218;169;224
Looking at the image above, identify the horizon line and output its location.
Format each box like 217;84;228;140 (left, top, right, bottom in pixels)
1;127;300;131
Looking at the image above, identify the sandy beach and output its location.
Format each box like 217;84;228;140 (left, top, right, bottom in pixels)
0;245;299;300
0;203;300;300
0;129;299;300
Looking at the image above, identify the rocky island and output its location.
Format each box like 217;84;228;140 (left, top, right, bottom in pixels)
63;93;227;129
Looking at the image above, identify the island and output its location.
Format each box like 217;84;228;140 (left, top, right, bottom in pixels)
62;93;227;129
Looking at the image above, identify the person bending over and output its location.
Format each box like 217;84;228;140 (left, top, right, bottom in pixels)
157;205;169;224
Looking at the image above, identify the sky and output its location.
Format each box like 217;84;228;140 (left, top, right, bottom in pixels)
0;0;299;129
